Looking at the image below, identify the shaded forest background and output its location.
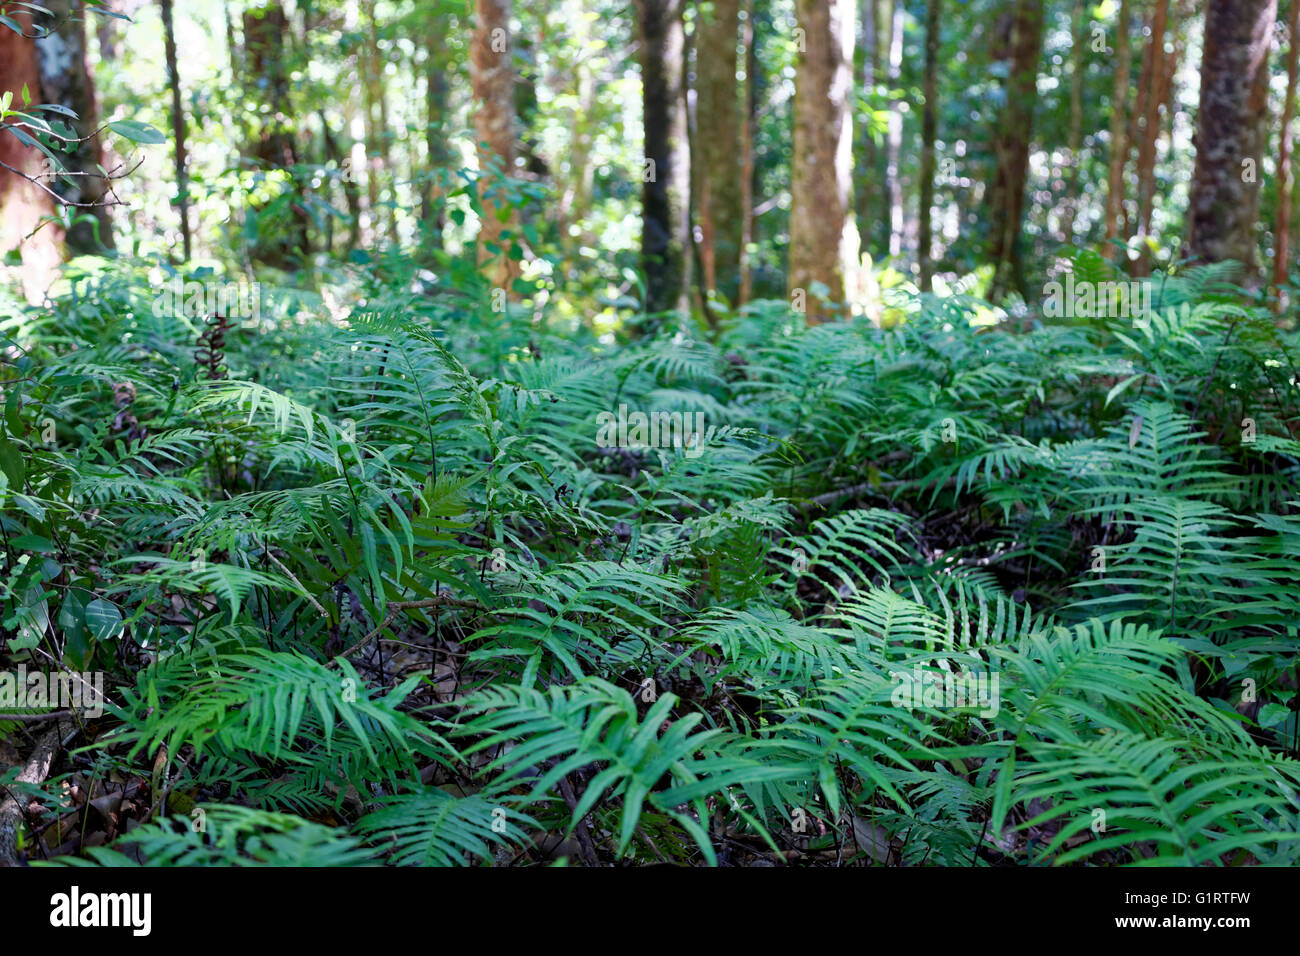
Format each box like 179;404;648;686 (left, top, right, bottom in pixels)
0;0;1292;324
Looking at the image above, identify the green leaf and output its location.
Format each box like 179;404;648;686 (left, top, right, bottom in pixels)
4;383;21;435
11;534;55;552
108;120;166;144
0;433;25;488
84;599;124;642
57;591;91;667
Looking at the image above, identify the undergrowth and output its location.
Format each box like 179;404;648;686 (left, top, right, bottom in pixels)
2;252;1298;866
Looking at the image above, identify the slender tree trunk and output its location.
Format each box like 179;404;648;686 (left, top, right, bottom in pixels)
918;0;940;291
98;0;119;59
1125;3;1152;200
855;0;880;256
1102;0;1132;264
738;0;756;305
1061;0;1085;243
0;10;62;302
555;0;595;247
696;0;744;305
226;1;240;82
987;0;1045;301
372;9;396;241
361;0;384;242
471;0;520;291
1186;0;1276;274
1275;0;1300;307
885;0;903;260
789;0;856;321
1131;0;1169;276
637;0;691;315
320;109;360;254
159;0;190;261
422;32;450;254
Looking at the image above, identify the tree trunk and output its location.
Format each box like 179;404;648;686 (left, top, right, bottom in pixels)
471;0;520;291
885;0;903;260
855;0;880;256
422;30;451;254
369;2;396;241
637;0;691;315
789;0;856;322
1131;0;1169;276
1102;0;1132;263
1185;0;1276;273
36;0;113;253
320;109;360;254
1274;0;1300;307
1061;0;1085;243
695;0;744;306
242;1;308;269
738;0;756;305
987;0;1045;302
0;11;62;302
360;0;384;242
555;0;595;248
918;0;940;291
159;0;190;261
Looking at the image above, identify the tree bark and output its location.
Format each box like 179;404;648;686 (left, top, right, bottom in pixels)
637;0;691;315
695;0;744;306
1274;0;1300;306
1102;0;1132;263
738;0;756;304
855;0;881;257
1061;0;1085;243
471;0;520;291
1185;0;1276;273
789;0;856;322
422;24;451;255
885;0;903;260
918;0;940;291
987;0;1045;302
361;0;396;241
36;0;113;253
0;11;63;302
1131;0;1169;276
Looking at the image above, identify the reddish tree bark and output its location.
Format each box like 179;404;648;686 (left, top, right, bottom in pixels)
1131;0;1169;276
789;0;856;322
471;0;520;291
0;12;62;302
1103;0;1133;264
